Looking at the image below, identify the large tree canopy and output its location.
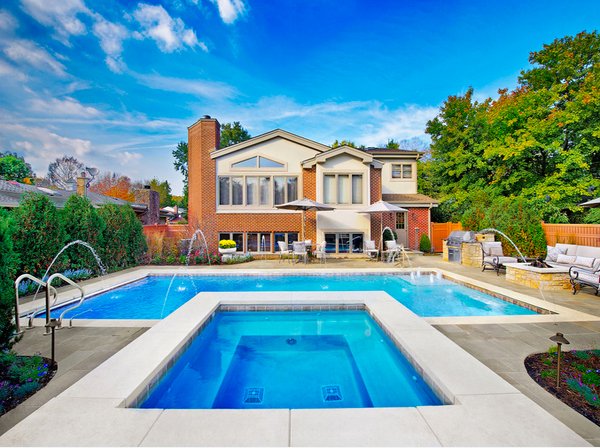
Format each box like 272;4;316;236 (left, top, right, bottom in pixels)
424;31;600;224
0;152;34;182
220;121;251;148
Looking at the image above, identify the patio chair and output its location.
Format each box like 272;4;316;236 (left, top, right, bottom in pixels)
292;241;308;264
313;241;328;264
481;242;518;276
570;266;600;296
384;240;402;263
364;240;378;259
277;241;292;263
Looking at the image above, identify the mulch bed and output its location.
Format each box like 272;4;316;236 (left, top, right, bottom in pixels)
525;349;600;426
0;355;57;417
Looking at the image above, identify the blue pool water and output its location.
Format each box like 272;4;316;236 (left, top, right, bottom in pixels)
140;311;442;409
45;274;537;319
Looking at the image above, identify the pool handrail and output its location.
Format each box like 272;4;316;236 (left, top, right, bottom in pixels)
14;274;58;336
47;273;85;330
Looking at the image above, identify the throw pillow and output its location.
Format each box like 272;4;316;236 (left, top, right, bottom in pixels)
575;256;596;269
489;246;503;256
546;245;566;262
556;254;576;265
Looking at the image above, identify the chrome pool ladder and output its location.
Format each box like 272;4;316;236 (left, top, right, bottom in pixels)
14;274;57;336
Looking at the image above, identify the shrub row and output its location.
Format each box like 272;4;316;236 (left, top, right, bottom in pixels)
0;193;147;349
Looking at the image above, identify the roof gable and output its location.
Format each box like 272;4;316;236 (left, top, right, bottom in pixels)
210;129;330;159
302;145;383;168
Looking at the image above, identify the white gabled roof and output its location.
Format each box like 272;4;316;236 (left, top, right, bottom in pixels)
210;129;330;159
302;145;383;169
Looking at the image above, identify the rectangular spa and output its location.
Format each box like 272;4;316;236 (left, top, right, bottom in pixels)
139;310;442;409
44;273;539;320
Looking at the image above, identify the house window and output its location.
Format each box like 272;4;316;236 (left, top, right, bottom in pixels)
392;164;413;179
247;233;271;252
274;233;299;251
324;233;364;253
395;212;405;230
323;174;363;205
273;177;298;205
218;232;243;250
231;156;284;170
218;175;295;207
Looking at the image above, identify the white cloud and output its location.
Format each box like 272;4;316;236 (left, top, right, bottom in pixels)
136;73;236;100
120;151;143;164
133;3;206;52
20;0;89;45
210;0;246;24
0;123;91;174
2;39;67;77
0;58;27;81
0;10;17;32
28;96;102;117
92;17;129;73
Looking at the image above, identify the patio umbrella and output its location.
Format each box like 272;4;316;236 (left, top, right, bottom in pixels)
579;197;600;208
360;200;408;254
275;198;334;240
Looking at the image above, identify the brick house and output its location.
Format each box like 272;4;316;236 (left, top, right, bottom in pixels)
187;116;438;253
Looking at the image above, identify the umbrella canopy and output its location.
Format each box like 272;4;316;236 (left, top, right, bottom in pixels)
275;198;334;240
360;201;408;257
579;197;600;208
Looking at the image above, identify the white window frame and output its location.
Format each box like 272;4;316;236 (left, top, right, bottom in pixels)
218;175;298;208
322;172;364;205
229;154;287;172
391;163;413;180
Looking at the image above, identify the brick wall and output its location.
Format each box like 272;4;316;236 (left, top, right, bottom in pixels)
369;167;383;244
408;208;430;250
134;189;160;225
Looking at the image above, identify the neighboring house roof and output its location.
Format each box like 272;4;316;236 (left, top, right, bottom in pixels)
211;129;330;159
0;179;147;211
302;145;383;169
382;193;439;207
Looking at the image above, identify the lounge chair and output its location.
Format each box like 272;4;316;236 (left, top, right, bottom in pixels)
364;240;378;259
570;266;600;296
292;241;308;264
277;241;292;263
481;242;518;276
313;241;328;264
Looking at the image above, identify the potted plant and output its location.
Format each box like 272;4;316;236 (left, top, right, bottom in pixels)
218;239;237;254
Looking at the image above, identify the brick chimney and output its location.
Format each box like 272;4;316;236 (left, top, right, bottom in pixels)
188;115;220;244
134;186;160;225
76;172;87;197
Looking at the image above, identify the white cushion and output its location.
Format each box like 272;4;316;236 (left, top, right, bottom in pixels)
546;245;566;262
482;242;502;256
575;245;600;259
573;271;600;285
556;254;577;265
575;256;596;269
484;256;518;264
489;245;503;256
556;243;578;256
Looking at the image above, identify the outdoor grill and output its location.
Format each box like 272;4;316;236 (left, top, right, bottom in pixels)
446;230;476;263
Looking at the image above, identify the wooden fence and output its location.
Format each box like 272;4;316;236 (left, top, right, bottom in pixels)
542;223;600;247
431;222;462;252
143;224;190;240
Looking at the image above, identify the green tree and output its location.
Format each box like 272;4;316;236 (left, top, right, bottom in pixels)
385;139;400;149
0;153;34;182
12;193;65;277
331;139;356;148
61;195;106;271
172;141;188;208
98;205;147;270
220;121;251;148
149;178;173;207
0;210;18;350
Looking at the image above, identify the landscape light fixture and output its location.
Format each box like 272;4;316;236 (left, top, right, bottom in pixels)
85;166;99;188
549;332;570;389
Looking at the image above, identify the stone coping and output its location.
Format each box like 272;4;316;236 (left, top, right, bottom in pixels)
0;291;589;446
505;262;570;274
20;266;600;328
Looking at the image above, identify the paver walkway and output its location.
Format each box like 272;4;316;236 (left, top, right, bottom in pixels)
2;254;600;444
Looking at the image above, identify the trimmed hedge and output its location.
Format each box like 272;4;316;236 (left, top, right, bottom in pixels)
0;210;18;350
98;204;147;270
419;234;432;253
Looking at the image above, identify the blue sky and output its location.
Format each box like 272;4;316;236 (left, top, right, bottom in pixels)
0;0;599;194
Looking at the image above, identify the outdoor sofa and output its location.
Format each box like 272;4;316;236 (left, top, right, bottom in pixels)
481;242;519;275
545;243;600;295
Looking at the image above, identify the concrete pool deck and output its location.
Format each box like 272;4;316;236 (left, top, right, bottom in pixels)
3;255;600;445
0;289;590;446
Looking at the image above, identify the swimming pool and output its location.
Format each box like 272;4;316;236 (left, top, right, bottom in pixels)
44;273;538;319
139;310;442;409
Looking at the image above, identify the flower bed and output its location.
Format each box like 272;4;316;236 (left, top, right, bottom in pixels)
0;352;57;415
525;348;600;426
